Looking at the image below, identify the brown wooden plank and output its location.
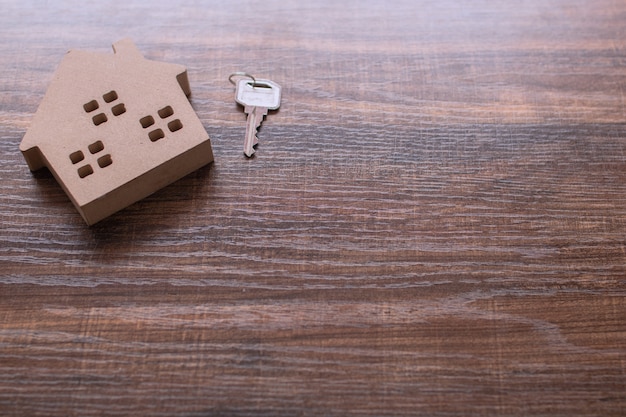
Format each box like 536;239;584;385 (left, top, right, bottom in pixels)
0;0;625;415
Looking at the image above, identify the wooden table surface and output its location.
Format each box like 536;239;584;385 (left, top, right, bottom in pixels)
1;0;625;415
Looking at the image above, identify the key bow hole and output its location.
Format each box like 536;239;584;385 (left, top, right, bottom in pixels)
248;81;273;89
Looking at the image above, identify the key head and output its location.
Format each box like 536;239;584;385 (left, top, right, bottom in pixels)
235;79;281;110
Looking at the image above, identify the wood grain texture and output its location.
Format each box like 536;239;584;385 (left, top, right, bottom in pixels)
1;0;625;415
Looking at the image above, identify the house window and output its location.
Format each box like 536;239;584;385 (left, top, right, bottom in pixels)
140;105;183;142
70;140;112;179
84;90;125;126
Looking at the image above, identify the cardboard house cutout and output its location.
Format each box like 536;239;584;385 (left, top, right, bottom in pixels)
19;39;213;225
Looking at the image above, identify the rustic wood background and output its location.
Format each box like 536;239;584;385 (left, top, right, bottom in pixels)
1;0;625;415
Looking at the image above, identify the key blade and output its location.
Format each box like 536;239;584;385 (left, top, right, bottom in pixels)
243;105;268;157
236;79;281;110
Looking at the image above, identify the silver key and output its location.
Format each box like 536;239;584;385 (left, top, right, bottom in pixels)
235;78;281;157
